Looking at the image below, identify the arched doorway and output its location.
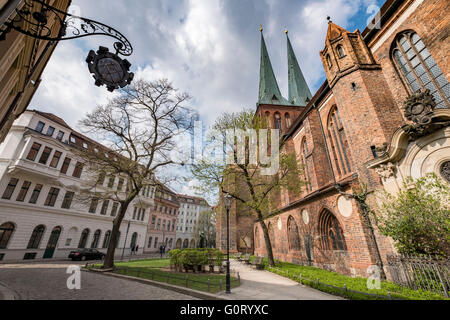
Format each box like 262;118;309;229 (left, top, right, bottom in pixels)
182;239;188;248
190;239;195;248
43;226;62;259
130;232;138;249
176;238;182;249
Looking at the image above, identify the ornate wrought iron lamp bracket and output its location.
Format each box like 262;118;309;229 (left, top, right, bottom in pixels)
0;0;133;56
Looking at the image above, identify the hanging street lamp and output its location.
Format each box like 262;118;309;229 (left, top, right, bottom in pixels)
0;0;134;92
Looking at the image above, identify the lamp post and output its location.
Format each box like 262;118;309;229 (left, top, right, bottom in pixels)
223;193;232;294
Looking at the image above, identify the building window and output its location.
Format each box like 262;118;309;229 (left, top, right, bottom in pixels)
0;222;15;249
274;113;282;130
2;178;19;200
133;207;137;219
27;225;46;249
16;181;31;202
172;220;175;231
285;113;291;128
301;138;312;192
72;162;84;178
82;141;88;149
392;31;449;108
162;220;166;231
100;200;109;215
326;54;332;68
103;230;111;248
111;202;119;217
107;176;115;188
26;142;41;161
61;191;75;209
56;131;64;141
154;237;158;248
91;229;101;248
78;229;90;248
318;209;347;251
141;209;145;221
117;178;124;191
336;45;345;58
49;151;62;168
167;220;171;231
38;147;52;165
89;198;99;213
287;216;301;251
29;184;43;204
60;157;71;174
35;121;45;133
69;135;76;144
151;216;156;229
157;219;161;230
327;107;352;177
44;187;60;207
46;126;55;136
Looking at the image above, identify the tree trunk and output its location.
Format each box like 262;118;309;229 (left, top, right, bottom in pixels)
259;219;275;266
103;202;130;269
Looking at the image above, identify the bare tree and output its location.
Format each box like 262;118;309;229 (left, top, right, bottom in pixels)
190;110;305;266
75;78;192;268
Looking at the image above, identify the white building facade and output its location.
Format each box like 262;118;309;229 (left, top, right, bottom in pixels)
0;110;151;262
175;195;210;249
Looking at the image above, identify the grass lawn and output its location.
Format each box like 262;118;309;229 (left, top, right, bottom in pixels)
252;257;448;300
95;259;240;293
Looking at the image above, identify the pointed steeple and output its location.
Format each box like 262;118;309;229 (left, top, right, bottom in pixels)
258;26;289;105
286;31;312;106
326;17;348;42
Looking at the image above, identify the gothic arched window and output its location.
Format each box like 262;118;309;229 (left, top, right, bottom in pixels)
336;45;345;58
27;225;46;249
301;137;312;192
0;222;15;249
327;106;351;177
285;113;291;128
274;113;282;131
287;216;301;251
318;209;347;251
326;54;332;68
392;31;449;108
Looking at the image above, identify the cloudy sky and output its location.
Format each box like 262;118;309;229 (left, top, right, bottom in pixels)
30;0;383;202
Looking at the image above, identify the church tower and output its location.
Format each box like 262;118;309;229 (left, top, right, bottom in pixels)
320;19;403;187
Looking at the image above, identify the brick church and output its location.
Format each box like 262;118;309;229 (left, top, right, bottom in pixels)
216;0;449;278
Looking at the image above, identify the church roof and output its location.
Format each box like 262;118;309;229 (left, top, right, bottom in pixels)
258;29;290;106
287;33;312;106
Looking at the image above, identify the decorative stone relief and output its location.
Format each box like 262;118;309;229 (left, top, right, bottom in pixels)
374;162;396;179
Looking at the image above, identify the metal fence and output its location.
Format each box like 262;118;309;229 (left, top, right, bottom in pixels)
387;254;449;298
86;264;240;293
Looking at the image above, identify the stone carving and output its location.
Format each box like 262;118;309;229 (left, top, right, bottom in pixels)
401;89;450;139
374;162;396;179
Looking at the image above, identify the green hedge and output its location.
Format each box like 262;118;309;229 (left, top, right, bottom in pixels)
168;248;224;271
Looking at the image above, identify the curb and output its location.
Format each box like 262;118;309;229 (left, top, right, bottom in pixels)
83;269;231;300
0;281;18;300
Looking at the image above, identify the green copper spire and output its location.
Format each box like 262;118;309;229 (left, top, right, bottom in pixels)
258;28;290;105
286;32;312;106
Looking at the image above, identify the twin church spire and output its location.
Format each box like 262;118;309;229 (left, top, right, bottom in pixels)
258;27;312;106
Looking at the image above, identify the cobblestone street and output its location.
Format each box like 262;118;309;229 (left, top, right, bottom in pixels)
0;261;198;300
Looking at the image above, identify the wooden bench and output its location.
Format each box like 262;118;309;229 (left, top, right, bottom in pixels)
251;256;264;270
242;253;251;264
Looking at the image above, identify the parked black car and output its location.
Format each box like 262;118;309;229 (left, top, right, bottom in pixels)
69;249;105;261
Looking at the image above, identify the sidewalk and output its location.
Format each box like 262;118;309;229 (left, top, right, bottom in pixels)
216;260;343;300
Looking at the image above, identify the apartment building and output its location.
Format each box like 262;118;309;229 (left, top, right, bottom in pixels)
0;110;151;261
